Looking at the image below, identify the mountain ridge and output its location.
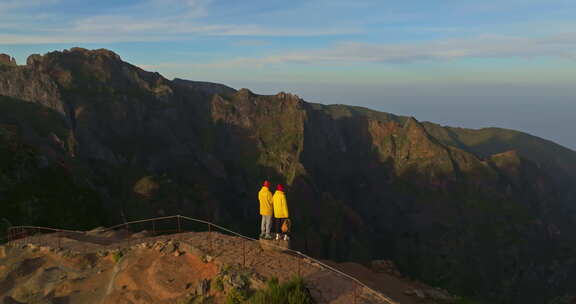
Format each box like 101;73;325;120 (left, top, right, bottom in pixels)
1;48;575;304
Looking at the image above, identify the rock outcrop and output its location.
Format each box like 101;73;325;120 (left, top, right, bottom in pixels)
1;48;576;304
173;78;237;96
0;230;395;304
0;54;16;66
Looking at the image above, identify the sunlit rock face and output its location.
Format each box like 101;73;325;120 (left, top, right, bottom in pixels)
1;48;575;304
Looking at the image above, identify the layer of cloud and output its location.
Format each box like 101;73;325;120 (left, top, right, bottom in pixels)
0;0;361;44
70;17;357;37
0;26;359;45
0;0;60;11
192;33;576;67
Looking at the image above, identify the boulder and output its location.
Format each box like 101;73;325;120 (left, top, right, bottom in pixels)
219;267;249;292
203;255;214;263
249;273;267;290
424;288;454;301
226;273;247;290
413;289;426;299
153;241;167;252
179;242;205;257
27;243;39;251
404;289;415;296
132;243;148;249
86;227;107;236
195;279;210;296
371;259;401;276
164;242;177;254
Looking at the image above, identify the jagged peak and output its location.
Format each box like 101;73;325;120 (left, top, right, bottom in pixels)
25;54;41;66
403;116;424;129
0;53;17;66
236;88;255;97
25;48;122;68
276;91;300;100
404;116;418;123
173;78;236;96
63;47;122;61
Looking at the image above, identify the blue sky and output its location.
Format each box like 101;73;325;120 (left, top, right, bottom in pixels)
0;0;575;149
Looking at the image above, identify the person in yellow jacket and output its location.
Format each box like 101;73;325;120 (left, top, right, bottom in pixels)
272;184;290;241
258;180;274;239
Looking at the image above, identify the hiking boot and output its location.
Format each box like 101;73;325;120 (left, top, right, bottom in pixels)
275;233;280;240
283;235;290;241
259;233;265;239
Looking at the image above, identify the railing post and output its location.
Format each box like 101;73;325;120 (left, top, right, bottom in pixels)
207;223;212;253
177;215;181;233
152;219;156;235
353;284;357;304
243;238;246;268
298;255;301;277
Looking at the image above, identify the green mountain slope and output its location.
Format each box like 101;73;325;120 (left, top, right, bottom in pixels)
0;96;104;231
0;48;575;304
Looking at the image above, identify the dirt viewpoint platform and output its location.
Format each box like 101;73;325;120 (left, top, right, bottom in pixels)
0;229;395;304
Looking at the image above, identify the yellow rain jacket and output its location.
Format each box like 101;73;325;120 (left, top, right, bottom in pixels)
273;190;289;218
258;186;273;216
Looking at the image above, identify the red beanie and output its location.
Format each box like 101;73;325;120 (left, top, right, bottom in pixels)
263;180;270;187
277;184;284;191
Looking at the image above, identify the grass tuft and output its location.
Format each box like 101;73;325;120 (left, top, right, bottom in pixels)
247;276;313;304
111;250;124;263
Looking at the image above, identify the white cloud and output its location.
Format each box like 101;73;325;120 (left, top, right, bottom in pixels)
69;16;357;37
0;0;60;11
0;25;358;45
0;34;155;44
191;33;576;67
232;40;269;47
69;0;211;33
118;0;211;19
0;0;360;44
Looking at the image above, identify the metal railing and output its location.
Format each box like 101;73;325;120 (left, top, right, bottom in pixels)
6;215;398;304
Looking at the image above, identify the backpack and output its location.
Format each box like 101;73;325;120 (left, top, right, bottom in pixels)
281;219;291;233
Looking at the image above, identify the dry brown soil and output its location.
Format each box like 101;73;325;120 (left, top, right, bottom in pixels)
0;230;442;304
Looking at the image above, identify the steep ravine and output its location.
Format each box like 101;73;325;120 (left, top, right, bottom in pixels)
1;48;576;303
